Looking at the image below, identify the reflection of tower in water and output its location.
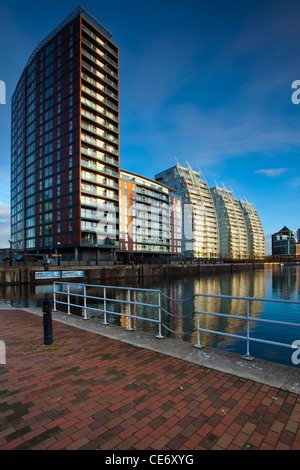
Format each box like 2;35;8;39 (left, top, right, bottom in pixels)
163;282;194;340
191;271;266;348
120;290;134;331
192;275;221;346
117;270;267;348
272;266;298;300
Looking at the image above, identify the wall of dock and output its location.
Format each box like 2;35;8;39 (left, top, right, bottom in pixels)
0;262;267;286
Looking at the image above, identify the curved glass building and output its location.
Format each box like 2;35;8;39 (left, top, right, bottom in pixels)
210;186;248;260
239;200;265;259
155;165;220;259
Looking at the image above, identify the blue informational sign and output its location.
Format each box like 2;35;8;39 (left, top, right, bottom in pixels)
35;271;61;279
62;271;84;278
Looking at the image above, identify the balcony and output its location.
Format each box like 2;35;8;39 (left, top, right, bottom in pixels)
81;48;118;80
81;24;118;60
82;222;117;234
81;95;118;123
81;133;118;156
81;145;118;167
81;85;118;112
81;60;118;91
81;158;118;178
81;170;119;189
81;37;118;70
81;73;118;102
81;237;120;247
81;109;118;134
81;121;118;144
81;183;119;201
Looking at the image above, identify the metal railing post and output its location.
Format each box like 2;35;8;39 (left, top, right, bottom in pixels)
67;284;71;315
53;282;57;311
126;289;134;331
103;287;108;325
156;291;164;339
242;299;253;360
194;295;203;349
83;285;87;320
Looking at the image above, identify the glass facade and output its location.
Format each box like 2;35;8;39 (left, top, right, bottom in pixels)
155;166;265;261
210;186;248;260
155;165;219;259
11;72;26;250
239;200;265;259
80;16;119;249
119;170;182;254
11;7;119;256
272;226;296;256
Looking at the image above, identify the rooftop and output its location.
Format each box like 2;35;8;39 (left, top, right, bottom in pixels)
26;5;114;69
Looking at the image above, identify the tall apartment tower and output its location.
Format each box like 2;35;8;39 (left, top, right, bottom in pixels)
239;200;265;259
210;186;248;260
155;165;220;259
11;6;119;261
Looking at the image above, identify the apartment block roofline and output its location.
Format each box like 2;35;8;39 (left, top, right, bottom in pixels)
156;163;202;176
273;226;294;235
121;168;177;193
25;5;114;69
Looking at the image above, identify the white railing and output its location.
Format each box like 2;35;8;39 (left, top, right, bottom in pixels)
194;293;300;360
53;282;300;362
53;282;164;339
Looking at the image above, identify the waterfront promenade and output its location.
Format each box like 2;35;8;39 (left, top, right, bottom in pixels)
0;306;299;451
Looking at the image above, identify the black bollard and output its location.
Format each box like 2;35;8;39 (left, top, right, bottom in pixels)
42;296;53;345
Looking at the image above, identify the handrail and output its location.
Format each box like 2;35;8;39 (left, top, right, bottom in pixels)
53;282;300;362
53;282;164;338
194;293;300;360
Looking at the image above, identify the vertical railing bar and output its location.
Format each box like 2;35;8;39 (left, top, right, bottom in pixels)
126;289;134;331
194;295;203;349
53;282;57;311
83;285;87;319
103;287;108;325
67;284;71;315
242;299;254;361
156;291;164;339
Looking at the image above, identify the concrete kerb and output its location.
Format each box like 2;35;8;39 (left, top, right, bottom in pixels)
2;304;300;395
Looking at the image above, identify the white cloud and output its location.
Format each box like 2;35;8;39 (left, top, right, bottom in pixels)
0;200;10;219
0;222;10;248
254;168;289;177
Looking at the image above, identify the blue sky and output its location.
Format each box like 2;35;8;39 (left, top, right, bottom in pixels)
0;0;299;252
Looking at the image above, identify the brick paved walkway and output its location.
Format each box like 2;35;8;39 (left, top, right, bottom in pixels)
0;309;299;450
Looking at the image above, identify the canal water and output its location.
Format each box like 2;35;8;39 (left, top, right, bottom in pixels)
1;264;299;368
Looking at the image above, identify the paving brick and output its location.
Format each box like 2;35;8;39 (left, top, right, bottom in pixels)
1;308;299;451
48;436;73;450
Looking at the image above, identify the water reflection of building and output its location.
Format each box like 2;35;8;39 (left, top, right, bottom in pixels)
272;266;299;300
190;271;266;347
118;271;267;344
296;243;300;260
